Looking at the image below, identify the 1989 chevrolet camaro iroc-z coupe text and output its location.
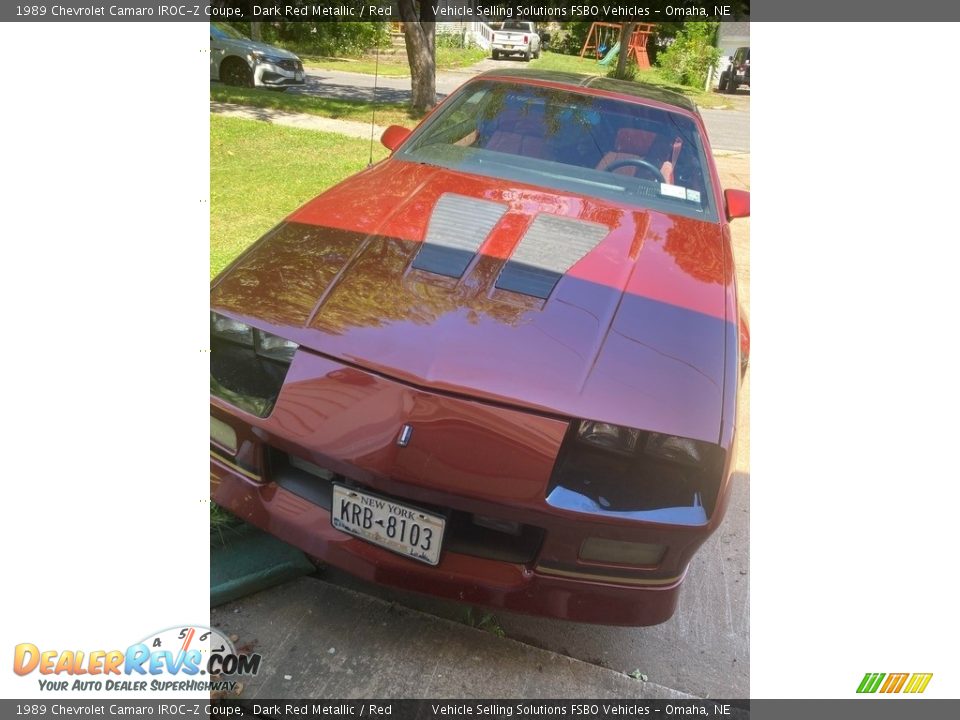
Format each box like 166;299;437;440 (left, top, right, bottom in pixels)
210;69;749;626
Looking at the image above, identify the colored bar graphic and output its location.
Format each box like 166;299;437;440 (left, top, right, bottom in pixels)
856;672;885;693
857;672;932;694
892;673;909;693
880;673;908;693
904;673;933;693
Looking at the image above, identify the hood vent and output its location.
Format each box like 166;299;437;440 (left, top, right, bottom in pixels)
412;194;507;278
496;214;610;299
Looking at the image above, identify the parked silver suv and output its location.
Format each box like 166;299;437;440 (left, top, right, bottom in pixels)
210;23;304;90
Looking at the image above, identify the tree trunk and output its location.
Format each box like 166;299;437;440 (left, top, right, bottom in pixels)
615;22;636;80
397;2;437;114
250;22;262;42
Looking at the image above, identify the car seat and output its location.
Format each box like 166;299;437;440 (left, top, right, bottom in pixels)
596;128;682;184
481;106;549;160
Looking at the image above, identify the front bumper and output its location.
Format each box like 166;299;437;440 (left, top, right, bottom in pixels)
210;349;729;625
253;62;305;88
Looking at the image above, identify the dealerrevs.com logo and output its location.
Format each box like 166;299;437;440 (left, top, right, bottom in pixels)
857;672;933;694
13;625;260;693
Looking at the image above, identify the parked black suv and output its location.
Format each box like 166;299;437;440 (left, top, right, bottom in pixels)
719;47;749;93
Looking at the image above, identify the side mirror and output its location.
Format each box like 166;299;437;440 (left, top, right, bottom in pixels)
724;189;750;220
381;125;412;153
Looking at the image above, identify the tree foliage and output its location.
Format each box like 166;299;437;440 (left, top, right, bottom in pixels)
226;20;388;57
551;22;595;56
655;22;721;88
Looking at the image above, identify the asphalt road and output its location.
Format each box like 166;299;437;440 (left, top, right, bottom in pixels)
292;59;750;153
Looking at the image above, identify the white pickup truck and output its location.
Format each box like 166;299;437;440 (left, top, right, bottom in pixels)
491;21;541;61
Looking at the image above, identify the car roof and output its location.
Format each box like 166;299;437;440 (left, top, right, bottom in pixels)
474;69;699;115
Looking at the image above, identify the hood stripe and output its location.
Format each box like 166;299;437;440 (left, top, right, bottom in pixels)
412;193;507;278
496;214;610;299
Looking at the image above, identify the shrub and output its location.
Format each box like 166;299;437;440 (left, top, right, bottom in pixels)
656;22;721;88
436;29;470;49
608;57;639;81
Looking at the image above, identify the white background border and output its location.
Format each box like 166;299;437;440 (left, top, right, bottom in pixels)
2;19;959;700
2;22;209;698
751;22;960;697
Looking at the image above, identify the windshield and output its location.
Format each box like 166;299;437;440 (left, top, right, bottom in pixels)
501;22;532;31
399;81;717;222
210;23;248;41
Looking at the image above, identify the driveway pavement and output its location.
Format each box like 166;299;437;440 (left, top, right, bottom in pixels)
214;578;698;699
291;60;749;153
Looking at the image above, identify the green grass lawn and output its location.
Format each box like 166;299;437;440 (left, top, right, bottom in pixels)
210;115;388;278
210;85;422;128
300;46;487;76
210;502;235;529
530;52;732;109
210;116;387;525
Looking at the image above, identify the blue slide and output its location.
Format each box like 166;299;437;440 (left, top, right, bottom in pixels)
598;41;621;66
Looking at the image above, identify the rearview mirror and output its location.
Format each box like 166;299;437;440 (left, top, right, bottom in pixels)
724;189;750;220
381;125;412;153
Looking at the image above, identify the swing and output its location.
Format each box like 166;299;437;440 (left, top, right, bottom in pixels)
580;22;630;63
597;27;610;59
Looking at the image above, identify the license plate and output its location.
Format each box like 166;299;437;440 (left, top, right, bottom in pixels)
295;71;303;81
504;44;514;49
331;485;445;566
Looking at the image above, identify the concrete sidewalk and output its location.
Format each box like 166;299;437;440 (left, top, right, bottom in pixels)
211;101;385;140
213;577;696;699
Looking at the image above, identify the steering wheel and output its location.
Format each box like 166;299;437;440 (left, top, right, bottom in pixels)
603;158;665;183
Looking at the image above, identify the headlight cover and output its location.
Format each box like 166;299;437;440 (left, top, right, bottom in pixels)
255;331;298;363
251;52;286;65
210;312;298;418
644;433;706;467
577;421;640;455
210;311;253;345
210;312;299;362
577;420;711;467
549;420;724;524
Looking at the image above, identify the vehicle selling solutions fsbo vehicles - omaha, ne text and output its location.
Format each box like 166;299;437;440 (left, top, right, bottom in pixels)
210;69;750;626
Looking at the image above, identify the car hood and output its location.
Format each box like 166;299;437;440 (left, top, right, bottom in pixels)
211;160;734;443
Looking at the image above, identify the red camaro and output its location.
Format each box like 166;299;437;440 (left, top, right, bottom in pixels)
210;69;749;626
